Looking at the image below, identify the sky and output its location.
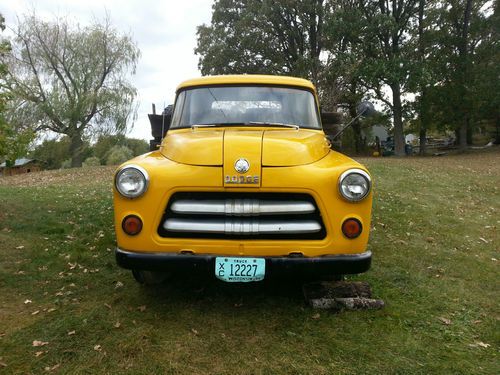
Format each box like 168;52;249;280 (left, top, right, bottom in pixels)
1;0;214;141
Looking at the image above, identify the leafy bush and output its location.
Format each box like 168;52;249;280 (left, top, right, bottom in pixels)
93;135;148;164
106;146;133;165
60;159;72;169
82;156;101;168
30;137;91;169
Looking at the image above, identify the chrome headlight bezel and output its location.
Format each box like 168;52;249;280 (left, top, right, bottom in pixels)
338;168;372;202
115;164;149;199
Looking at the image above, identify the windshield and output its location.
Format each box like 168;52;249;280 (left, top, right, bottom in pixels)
170;86;321;129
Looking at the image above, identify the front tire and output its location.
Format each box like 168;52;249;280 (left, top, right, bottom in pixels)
132;270;168;285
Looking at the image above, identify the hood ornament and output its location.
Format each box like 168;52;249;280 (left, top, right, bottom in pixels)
234;158;250;174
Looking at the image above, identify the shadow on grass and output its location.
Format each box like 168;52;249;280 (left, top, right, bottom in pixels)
131;273;310;310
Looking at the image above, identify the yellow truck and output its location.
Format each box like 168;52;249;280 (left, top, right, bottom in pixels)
113;75;372;284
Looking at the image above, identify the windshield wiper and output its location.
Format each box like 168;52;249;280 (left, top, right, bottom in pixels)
191;123;248;130
191;122;300;130
248;122;300;130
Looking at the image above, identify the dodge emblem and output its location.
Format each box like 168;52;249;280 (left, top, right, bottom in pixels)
234;158;250;174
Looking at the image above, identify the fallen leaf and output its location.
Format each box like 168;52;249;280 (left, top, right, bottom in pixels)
44;364;60;372
311;313;321;320
104;303;112;309
35;351;45;357
0;361;7;367
115;281;124;289
191;328;199;335
47;308;57;313
16;245;25;250
438;317;452;325
67;331;76;336
24;299;32;304
137;305;146;312
33;340;49;347
93;344;102;351
113;322;121;328
476;341;490;348
469;341;491;348
479;237;488;243
473;320;482;324
31;310;40;315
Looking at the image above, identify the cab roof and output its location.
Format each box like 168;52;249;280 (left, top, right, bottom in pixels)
176;75;316;92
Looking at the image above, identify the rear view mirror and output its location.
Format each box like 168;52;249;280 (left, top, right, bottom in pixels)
356;101;377;117
320;111;342;125
331;101;378;141
149;105;173;151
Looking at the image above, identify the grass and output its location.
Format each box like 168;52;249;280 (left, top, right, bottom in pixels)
0;149;498;374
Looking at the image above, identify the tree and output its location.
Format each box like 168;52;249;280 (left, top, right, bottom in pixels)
196;0;326;83
1;13;34;163
30;136;91;170
352;0;420;156
429;0;491;149
1;12;140;167
323;0;374;154
468;0;499;144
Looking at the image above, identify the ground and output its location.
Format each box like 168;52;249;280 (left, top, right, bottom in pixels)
0;149;498;374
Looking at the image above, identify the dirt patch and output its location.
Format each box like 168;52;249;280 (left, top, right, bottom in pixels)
0;166;115;188
357;146;500;174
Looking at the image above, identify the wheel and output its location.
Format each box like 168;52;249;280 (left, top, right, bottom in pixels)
323;274;345;282
132;270;168;285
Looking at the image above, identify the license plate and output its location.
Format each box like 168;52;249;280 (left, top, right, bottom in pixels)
215;257;265;282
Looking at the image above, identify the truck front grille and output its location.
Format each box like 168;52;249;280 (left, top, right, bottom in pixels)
158;192;326;239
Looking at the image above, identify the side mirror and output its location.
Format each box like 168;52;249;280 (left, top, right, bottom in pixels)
148;104;173;146
320;111;342;125
356;101;377;117
330;101;378;141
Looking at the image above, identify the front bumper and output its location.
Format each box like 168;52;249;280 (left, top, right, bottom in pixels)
115;248;372;278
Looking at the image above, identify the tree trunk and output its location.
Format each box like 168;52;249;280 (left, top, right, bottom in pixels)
419;125;427;156
349;105;363;154
419;90;428;156
458;0;473;152
418;0;426;157
459;118;468;151
466;117;473;145
69;131;84;168
495;115;500;145
391;83;405;156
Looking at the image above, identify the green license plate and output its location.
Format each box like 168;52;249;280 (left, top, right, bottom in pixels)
215;257;266;282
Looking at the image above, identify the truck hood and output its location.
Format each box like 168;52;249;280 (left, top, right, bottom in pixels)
161;128;330;167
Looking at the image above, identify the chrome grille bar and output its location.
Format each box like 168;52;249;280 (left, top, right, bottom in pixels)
170;199;315;216
163;218;322;234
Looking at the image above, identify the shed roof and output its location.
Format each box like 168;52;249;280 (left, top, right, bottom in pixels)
0;158;35;168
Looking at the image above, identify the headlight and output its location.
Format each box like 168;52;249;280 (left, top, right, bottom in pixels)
338;169;371;202
115;165;149;198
